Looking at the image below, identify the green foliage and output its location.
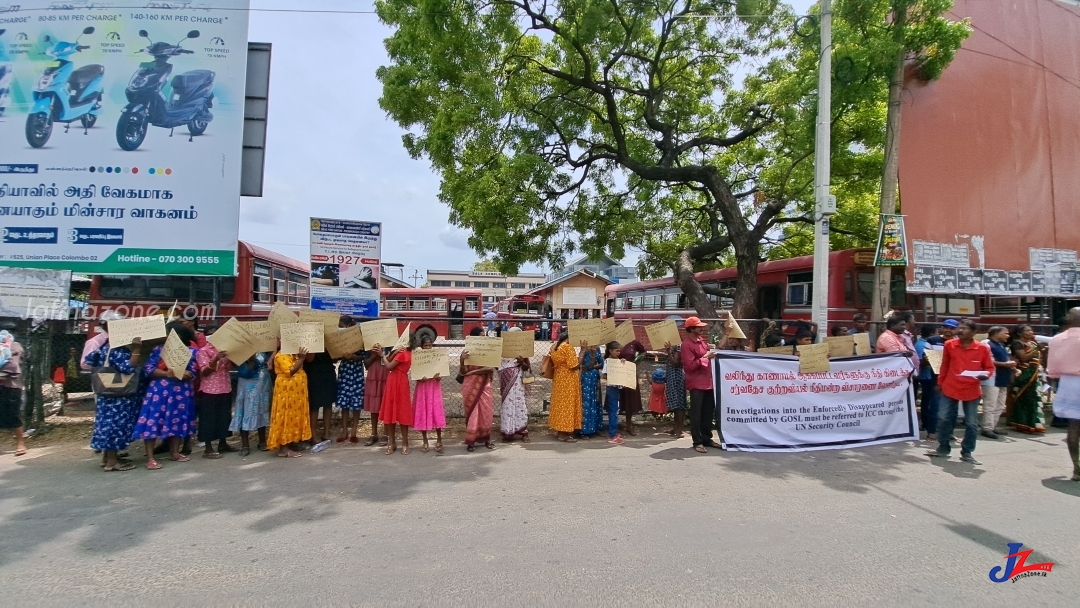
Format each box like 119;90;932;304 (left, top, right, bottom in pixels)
471;258;500;273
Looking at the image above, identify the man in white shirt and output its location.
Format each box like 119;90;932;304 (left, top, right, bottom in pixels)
1047;308;1080;481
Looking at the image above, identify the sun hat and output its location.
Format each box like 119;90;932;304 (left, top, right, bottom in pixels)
684;316;707;329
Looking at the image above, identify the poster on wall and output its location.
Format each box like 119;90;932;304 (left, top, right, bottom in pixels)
873;214;908;266
309;218;381;317
0;267;71;319
0;1;250;276
713;351;917;452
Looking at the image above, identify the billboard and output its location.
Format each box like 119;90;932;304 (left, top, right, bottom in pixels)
899;0;1080;297
0;267;71;320
0;1;250;276
309;218;381;318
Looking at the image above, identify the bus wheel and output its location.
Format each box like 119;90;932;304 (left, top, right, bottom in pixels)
416;326;438;344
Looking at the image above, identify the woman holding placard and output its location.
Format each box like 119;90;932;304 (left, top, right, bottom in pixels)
268;346;313;458
132;323;199;470
411;336;446;453
363;345;389;447
547;332;584;443
664;341;687;439
84;319;144;471
230;351;272;456
460;327;496;452
379;337;414;454
499;354;531;443
336;316;366;444
579;345;604;438
618;341;647;436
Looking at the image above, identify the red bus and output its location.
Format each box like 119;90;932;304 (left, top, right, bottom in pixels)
89;241;310;322
380;288;485;341
492;293;546;330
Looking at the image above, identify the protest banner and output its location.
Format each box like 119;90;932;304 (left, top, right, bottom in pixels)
616;321;636;347
392;323;412;353
464;336;503;367
713;351;917;452
853;333;872;355
600;318;617;343
359;319;398;350
501;331;536;358
568;319;605;346
645;319;681;350
325;325;366;359
825;335;855;358
280;322;325;355
161;330;192;380
758;345;795;355
606;359;637;389
268;303;299;334
242;320;279;353
207;318;259;365
299;309;343;335
925;349;943;374
410;348;451;381
797;342;831;374
107;315;167;348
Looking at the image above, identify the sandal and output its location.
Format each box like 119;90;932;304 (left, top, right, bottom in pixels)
522;436;531;443
336;435;348;443
694;445;708;453
557;436;578;443
170;454;190;462
13;448;27;457
276;450;301;458
434;441;443;453
364;436;378;447
145;459;162;470
258;443;269;452
466;445;475;452
202;452;222;460
422;442;430;453
402;446;410;455
349;436;359;444
104;462;136;472
485;442;496;450
385;445;397;455
239;447;250;457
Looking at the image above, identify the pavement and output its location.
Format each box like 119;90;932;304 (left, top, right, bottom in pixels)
0;424;1078;608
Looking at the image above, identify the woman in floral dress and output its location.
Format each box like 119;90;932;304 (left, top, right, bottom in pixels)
499;356;531;442
230;351;273;456
547;332;585;442
85;338;144;471
579;345;603;437
268;346;312;458
664;342;687;438
131;323;198;470
336;316;366;444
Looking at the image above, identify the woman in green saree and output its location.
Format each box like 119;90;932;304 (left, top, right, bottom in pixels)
1008;324;1044;434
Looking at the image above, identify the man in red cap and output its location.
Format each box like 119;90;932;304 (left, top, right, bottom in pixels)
681;317;718;453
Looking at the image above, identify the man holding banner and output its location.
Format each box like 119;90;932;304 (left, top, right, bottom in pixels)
682;317;719;453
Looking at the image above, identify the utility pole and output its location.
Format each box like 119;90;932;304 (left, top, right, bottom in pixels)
812;0;836;342
409;270;424;287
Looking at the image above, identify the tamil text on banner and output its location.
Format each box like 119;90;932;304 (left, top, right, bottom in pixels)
359;318;398;350
410;348;450;381
0;2;251;276
280;322;325;355
874;214;908;267
713;352;917;452
309;218;382;316
501;330;535;358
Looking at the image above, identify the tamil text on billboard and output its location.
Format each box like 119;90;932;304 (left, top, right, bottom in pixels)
0;1;250;275
309;218;381;317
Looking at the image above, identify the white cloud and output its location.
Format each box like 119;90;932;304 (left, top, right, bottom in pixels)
439;226;473;250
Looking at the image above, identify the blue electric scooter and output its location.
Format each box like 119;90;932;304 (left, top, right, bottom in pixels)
116;29;214;151
25;27;104;148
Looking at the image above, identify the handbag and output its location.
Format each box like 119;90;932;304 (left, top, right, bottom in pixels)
91;366;141;397
540;354;555;380
455;372;465;384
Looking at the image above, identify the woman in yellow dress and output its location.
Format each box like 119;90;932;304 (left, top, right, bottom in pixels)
548;332;585;442
268;346;313;457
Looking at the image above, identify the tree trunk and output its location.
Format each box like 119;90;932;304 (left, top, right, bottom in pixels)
871;0;908;322
675;248;720;320
732;250;759;321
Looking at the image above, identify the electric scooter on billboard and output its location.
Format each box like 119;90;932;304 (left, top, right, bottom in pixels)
25;27;104;147
116;29;214;151
0;30;11;118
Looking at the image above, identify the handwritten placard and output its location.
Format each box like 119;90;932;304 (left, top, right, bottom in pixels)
299;309;342;335
606;359;637;389
600;317;617;343
107;315;167;348
325;325;366;359
280;322;325;354
853;332;872;356
616;321;636;347
973;333;988;343
393;323;412;353
268;302;299;334
207;317;258;365
161;330;192;380
797;342;831;374
359;318;398;350
645;319;681;350
568;319;605;346
824;335;855;358
758;345;796;355
725;313;747;340
241;320;278;353
410;348;450;381
925;349;943;375
463;336;503;368
501;330;536;358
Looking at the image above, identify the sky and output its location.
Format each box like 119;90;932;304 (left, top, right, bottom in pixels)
241;0;818;285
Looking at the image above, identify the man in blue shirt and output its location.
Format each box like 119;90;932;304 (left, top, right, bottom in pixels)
927;318;958;346
914;325;940;440
981;326;1016;439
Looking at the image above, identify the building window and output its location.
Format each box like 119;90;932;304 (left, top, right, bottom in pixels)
454;281;471;288
473;281;490;288
430;280;452;287
530;283;542;288
511;282;526;289
492;282;506;288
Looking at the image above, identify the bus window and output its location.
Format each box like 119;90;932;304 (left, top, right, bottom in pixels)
288;272;308;306
786;272;813;306
629;291;643;310
844;271;853;307
384;295;407;311
663;290;679;309
254;263;271;303
614;296;625;310
857;273;874;305
465;297;479;312
606;298;615;316
432;298;448;312
409;297;430;311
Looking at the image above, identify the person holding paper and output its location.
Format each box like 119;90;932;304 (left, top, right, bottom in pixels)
411;336;446;453
84;332;144;471
362;344;389;447
335;316;367;445
579;344;604;438
547;331;584;443
914;325;940;441
601;342;625;445
618;340;647;436
268;346;313;458
927;319;994;465
305;349;338;446
1046;307;1080;481
876;316;914;372
196;326;235;460
663;341;687;438
460;327;496;452
379;337;414;455
230;352;272;456
0;324;28;458
682;317;719;453
132;323;198;470
1008;324;1045;434
499;353;531;443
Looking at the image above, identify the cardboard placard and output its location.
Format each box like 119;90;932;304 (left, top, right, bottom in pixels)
568;318;605;347
616;321;636;347
605;359;637;389
392;323;412;353
325;325;366;359
280;322;325;355
925;349;943;375
797;342;831;374
463;336;503;368
299;309;343;335
824;335;855;358
268;302;299;334
161;330;192;380
853;332;872;356
973;333;988;342
359;318;399;351
725;313;747;340
600;317;617;343
241;320;278;353
107;315;167;348
410;348;451;381
758;345;796;355
206;317;259;365
645;319;682;350
501;330;536;358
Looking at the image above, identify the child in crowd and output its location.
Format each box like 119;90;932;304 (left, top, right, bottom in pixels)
649;368;667;415
411;336;445;453
602;341;624;445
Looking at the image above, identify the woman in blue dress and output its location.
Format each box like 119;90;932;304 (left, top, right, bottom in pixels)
579;345;604;437
230;351;273;456
85;338;145;471
336;316;366;443
132;323;198;470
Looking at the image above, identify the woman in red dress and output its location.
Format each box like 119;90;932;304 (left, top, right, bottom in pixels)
378;343;414;454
